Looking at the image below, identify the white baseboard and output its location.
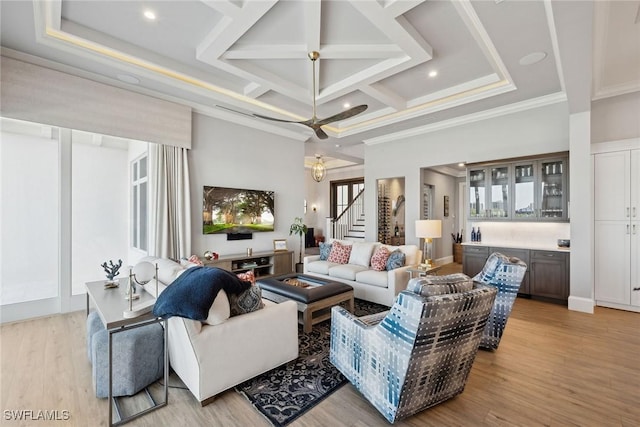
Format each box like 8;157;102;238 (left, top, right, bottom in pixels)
568;296;594;313
436;256;454;266
595;300;640;313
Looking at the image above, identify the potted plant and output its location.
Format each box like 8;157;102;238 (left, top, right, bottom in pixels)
289;217;308;273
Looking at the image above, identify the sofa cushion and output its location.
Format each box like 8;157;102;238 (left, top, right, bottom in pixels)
348;242;376;267
328;264;369;281
204;290;230;325
386;249;406;270
327;241;352;264
152;267;251;321
319;242;332;260
407;274;473;297
229;285;264;316
306;260;338;275
355;270;389;288
370;246;391;271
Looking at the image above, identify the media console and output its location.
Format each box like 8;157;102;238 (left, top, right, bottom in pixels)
203;250;294;279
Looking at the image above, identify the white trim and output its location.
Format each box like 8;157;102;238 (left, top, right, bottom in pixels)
591;137;640;154
595;300;640;313
436;255;453;266
568;296;595;314
543;0;566;93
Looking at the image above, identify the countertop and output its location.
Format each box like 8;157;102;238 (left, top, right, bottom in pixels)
461;241;570;253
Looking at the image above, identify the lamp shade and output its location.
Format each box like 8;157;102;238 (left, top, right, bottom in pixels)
415;219;442;239
132;261;155;284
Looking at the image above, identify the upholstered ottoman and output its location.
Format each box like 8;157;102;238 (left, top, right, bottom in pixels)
258;274;354;333
87;312;164;398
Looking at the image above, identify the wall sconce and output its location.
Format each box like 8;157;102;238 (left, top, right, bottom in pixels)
312;204;317;212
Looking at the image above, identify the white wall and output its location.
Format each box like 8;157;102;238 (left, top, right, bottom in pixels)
127;140;150;265
591;92;640;143
190;113;305;263
365;102;571;247
422;169;458;260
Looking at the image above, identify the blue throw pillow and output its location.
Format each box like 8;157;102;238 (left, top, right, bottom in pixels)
319;242;333;261
386;249;406;270
153;266;250;321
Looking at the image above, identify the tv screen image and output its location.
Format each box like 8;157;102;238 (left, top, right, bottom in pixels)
203;186;275;234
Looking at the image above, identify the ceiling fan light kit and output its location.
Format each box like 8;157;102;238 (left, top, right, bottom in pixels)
252;51;368;140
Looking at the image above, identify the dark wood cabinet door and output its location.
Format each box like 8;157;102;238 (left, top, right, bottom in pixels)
462;246;489;278
530;251;569;301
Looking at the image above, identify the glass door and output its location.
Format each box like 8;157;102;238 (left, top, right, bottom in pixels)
513;163;536;219
468;168;487;219
539;159;567;220
489;165;510;219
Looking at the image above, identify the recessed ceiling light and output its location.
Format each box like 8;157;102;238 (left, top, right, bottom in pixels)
143;10;156;20
428;70;438;78
343;103;350;109
519;51;547;66
335;144;341;148
116;74;140;84
458;162;466;167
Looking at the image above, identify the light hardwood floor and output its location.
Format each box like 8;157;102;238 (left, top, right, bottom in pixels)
2;264;639;426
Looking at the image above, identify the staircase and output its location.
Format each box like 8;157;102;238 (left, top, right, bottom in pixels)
329;189;365;241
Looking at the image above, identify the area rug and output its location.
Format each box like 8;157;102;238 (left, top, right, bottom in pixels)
235;298;388;426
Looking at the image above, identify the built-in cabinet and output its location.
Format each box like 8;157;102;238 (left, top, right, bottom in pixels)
468;155;568;221
203;250;293;279
594;147;640;311
462;245;568;303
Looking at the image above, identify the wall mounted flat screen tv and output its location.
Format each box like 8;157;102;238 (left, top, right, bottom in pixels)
203;186;275;234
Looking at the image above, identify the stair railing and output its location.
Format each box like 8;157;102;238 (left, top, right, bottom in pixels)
329;189;365;240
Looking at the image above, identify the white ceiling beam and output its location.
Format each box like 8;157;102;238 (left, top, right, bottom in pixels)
304;0;322;53
222;44;403;59
360;83;407;111
196;1;277;63
382;0;426;18
199;0;242;16
243;82;269;98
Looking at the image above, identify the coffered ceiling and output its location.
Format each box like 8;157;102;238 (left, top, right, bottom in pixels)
1;1;638;163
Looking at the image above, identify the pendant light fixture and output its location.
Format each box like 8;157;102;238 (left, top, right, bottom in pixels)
311;155;326;182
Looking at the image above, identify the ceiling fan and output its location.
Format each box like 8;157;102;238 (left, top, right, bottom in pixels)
252;51;368;139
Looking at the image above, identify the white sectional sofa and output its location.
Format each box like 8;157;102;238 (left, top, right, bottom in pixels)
139;256;299;406
303;241;422;307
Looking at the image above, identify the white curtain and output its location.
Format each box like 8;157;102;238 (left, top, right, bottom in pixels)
149;144;191;260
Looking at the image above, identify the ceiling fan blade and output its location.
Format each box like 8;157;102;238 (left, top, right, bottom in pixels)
316;104;368;125
313;127;328;139
252;113;303;124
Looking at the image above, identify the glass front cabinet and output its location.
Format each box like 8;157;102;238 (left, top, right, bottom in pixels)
467;155;568;222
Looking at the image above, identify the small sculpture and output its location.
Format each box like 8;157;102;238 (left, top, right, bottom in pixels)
101;259;123;284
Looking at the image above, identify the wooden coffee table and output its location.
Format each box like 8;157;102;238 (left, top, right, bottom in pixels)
257;274;354;333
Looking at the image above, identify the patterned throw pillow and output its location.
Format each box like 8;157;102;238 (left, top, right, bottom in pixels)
319;242;333;261
407;274;473;297
385;249;406;270
229;285;264;316
236;270;256;285
327;241;352;264
370;246;390;271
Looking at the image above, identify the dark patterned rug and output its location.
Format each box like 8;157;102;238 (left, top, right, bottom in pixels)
235;298;388;426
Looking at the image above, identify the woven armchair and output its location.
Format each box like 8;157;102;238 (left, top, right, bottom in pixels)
330;282;497;424
474;252;527;350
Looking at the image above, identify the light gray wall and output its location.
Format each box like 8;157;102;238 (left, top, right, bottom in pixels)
189;113;305;262
364;102;571;247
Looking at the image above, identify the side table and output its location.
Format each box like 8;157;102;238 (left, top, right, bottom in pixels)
407;265;442;279
85;279;168;427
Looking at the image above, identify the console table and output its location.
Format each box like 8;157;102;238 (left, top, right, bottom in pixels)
85;279;168;426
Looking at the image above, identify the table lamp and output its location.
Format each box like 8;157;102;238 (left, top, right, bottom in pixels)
124;261;158;318
415;219;442;268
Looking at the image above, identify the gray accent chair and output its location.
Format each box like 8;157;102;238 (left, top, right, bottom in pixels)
473;252;528;350
330;281;497;423
86;311;164;398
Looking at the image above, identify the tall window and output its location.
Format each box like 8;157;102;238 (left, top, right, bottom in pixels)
131;155;148;252
330;178;364;218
